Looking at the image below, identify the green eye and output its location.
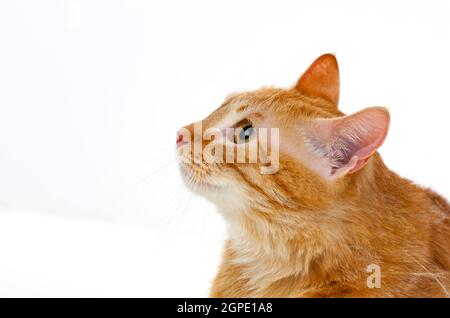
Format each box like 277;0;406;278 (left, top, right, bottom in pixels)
235;123;254;143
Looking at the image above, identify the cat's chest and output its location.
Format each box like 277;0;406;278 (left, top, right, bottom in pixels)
213;259;310;298
220;243;313;297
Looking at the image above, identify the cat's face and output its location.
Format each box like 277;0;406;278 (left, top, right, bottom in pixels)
176;54;390;215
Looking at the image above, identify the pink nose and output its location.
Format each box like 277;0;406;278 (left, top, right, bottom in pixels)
176;131;185;148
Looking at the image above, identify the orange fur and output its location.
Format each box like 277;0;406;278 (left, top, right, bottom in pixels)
177;54;450;297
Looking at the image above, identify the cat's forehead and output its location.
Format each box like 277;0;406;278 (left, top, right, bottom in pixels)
223;88;285;107
203;95;255;128
203;89;279;127
203;88;337;128
217;88;291;116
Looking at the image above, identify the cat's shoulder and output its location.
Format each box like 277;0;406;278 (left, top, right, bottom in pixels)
423;188;450;271
425;188;450;216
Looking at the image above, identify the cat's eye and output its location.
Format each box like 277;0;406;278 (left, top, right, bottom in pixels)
234;121;255;143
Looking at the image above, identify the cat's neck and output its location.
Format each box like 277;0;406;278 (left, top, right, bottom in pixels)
225;207;356;292
223;154;422;290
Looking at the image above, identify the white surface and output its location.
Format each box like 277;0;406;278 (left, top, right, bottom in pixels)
0;0;449;297
0;210;223;297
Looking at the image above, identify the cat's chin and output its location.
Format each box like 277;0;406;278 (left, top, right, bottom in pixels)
178;163;222;195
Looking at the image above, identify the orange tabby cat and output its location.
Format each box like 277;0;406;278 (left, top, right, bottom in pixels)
176;54;450;297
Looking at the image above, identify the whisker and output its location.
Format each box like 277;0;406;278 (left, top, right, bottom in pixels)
129;160;178;190
158;186;192;241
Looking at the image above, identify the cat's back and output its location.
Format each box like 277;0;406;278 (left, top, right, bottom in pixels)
426;189;450;271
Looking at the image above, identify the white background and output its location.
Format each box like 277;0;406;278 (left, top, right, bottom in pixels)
0;0;449;297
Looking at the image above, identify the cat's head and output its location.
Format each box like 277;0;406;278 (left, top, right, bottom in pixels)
176;54;390;214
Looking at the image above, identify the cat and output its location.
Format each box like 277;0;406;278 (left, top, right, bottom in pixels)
176;54;450;297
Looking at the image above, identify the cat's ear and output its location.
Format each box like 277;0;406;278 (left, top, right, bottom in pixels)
294;53;340;106
304;107;390;179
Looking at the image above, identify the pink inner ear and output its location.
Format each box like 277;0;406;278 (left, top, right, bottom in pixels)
307;107;390;178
